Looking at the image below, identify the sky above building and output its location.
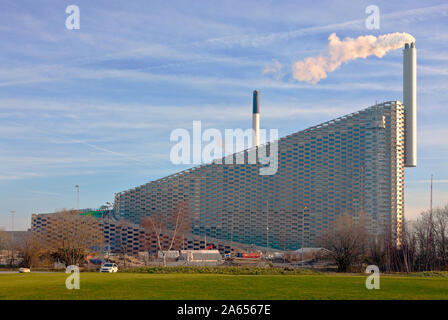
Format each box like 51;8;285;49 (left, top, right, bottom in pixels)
1;0;447;230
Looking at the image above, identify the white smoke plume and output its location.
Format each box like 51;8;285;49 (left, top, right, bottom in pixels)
292;32;415;84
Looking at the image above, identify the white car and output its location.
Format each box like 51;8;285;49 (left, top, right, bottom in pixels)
100;263;118;273
18;267;30;273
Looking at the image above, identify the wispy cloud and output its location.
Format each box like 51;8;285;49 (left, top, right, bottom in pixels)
29;190;61;196
0;173;42;181
204;3;448;48
0;64;405;92
412;179;448;183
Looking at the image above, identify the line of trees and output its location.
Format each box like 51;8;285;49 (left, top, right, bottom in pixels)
46;210;104;266
3;205;447;273
320;205;448;272
1;205;194;269
0;209;104;268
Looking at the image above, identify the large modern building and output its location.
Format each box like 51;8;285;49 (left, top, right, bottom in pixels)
115;43;417;251
115;100;406;250
31;43;415;254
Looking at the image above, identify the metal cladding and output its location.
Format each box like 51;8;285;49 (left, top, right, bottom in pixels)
403;42;417;167
252;90;260;147
31;212;237;255
115;101;406;249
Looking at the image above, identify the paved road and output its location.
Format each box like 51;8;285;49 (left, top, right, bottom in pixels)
0;271;58;274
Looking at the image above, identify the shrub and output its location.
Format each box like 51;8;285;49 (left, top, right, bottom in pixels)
121;266;319;275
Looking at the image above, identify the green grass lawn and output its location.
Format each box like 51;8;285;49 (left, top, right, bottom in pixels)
0;273;447;300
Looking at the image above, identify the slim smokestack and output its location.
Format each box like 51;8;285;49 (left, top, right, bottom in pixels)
403;42;417;167
252;90;260;147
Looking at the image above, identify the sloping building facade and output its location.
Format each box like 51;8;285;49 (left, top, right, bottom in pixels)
115;101;405;250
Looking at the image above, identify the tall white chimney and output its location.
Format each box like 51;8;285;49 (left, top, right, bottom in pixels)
403;42;417;167
252;90;260;147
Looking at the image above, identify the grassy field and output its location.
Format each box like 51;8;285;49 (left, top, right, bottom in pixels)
0;272;447;300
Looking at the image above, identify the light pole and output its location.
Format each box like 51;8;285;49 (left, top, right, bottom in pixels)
266;200;269;255
302;206;308;268
10;210;15;234
105;201;112;260
75;185;79;210
10;211;15;266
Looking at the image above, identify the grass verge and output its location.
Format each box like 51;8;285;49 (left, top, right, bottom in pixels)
1;272;447;300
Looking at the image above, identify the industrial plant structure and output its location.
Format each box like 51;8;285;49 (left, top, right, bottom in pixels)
115;100;406;250
114;43;417;250
31;43;417;253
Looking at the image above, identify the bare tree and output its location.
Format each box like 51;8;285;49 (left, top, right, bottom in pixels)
399;219;418;273
366;232;387;271
0;228;13;266
367;206;447;273
39;209;103;266
319;213;368;272
434;205;448;269
18;233;44;268
0;228;6;250
141;201;191;266
116;220;130;268
0;229;17;267
414;212;436;270
318;205;448;273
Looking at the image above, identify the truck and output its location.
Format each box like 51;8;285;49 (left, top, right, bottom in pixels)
236;252;262;259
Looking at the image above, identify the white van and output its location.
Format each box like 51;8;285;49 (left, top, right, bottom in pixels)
100;263;118;273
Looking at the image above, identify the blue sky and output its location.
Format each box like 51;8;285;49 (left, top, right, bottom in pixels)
1;0;447;230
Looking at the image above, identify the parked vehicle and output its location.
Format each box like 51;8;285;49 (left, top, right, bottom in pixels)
100;263;118;273
236;252;262;259
18;267;30;273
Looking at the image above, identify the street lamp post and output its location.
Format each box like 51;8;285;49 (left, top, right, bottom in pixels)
10;210;15;266
75;185;79;210
10;210;15;234
266;200;269;255
302;206;308;268
105;201;112;260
